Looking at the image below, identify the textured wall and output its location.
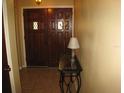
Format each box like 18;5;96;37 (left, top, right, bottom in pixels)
74;0;121;93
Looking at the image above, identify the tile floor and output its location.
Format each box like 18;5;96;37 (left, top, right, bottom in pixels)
20;68;60;93
20;68;76;93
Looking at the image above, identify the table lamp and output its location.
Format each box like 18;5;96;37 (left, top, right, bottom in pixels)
68;37;80;66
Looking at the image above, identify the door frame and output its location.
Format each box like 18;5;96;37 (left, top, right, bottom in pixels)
3;0;22;93
21;6;74;68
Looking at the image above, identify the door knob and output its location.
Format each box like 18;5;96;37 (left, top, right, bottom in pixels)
4;67;11;71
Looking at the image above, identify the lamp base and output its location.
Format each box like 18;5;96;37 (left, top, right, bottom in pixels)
71;57;76;69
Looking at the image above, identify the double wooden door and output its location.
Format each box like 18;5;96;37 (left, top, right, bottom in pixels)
24;8;72;67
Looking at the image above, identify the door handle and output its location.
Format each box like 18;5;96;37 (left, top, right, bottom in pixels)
4;67;11;71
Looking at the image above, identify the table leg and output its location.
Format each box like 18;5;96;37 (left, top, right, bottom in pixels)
76;74;81;93
59;72;64;93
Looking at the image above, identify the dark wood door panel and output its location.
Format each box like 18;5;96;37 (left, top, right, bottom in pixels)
47;32;57;67
47;8;72;67
24;8;72;67
24;9;48;66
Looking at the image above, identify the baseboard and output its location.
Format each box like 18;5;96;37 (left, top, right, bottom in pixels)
26;66;48;68
19;65;27;70
26;66;57;69
19;66;58;71
22;65;26;68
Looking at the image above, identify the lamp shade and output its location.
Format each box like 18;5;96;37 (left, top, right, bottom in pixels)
68;37;80;49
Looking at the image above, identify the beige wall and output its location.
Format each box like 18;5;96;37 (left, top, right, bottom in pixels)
3;0;21;93
74;0;121;93
14;0;121;92
14;0;74;67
